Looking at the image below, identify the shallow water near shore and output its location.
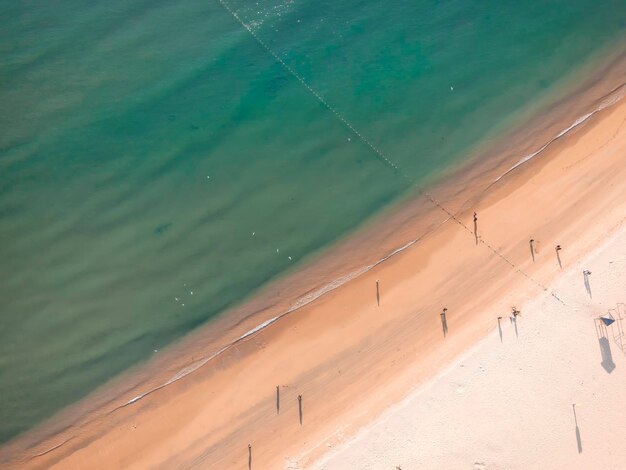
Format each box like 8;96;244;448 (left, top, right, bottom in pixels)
0;0;625;442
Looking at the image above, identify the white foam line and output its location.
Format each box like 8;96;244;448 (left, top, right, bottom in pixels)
493;88;625;184
116;85;626;410
118;216;451;410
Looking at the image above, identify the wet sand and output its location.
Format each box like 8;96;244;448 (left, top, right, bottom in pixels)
2;73;626;469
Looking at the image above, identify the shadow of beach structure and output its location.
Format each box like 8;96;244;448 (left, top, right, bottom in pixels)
594;319;616;373
611;303;626;355
583;270;592;298
572;405;583;454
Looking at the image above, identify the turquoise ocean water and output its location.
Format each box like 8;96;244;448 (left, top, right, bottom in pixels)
1;0;624;442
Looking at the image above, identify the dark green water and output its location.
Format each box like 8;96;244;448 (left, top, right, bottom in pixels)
0;0;624;442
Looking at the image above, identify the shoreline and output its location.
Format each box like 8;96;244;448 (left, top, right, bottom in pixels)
2;48;626;468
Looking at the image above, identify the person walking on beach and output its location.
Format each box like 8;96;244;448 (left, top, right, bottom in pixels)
376;279;380;306
510;307;521;338
440;307;448;337
298;394;303;425
555;244;563;268
248;444;252;470
529;239;535;262
473;212;478;245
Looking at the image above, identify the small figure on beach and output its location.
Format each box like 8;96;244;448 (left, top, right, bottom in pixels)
511;306;521;317
298;394;303;425
276;385;280;414
376;279;380;307
440;307;448;337
555;245;563;268
248;444;252;470
529;239;535;262
473;212;479;245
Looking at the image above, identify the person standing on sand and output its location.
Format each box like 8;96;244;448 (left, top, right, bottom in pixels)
556;245;563;268
473;212;479;245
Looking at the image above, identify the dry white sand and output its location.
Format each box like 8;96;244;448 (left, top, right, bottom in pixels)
310;226;626;470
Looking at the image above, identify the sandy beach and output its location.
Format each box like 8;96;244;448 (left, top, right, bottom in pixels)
311;220;626;470
2;76;626;469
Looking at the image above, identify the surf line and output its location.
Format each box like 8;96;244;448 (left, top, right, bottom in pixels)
115;0;563;411
492;83;626;185
113;0;563;409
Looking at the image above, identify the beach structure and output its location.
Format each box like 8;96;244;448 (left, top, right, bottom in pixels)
600;312;615;327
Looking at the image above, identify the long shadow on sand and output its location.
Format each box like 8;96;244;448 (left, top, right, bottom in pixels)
594;320;616;373
572;404;583;454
